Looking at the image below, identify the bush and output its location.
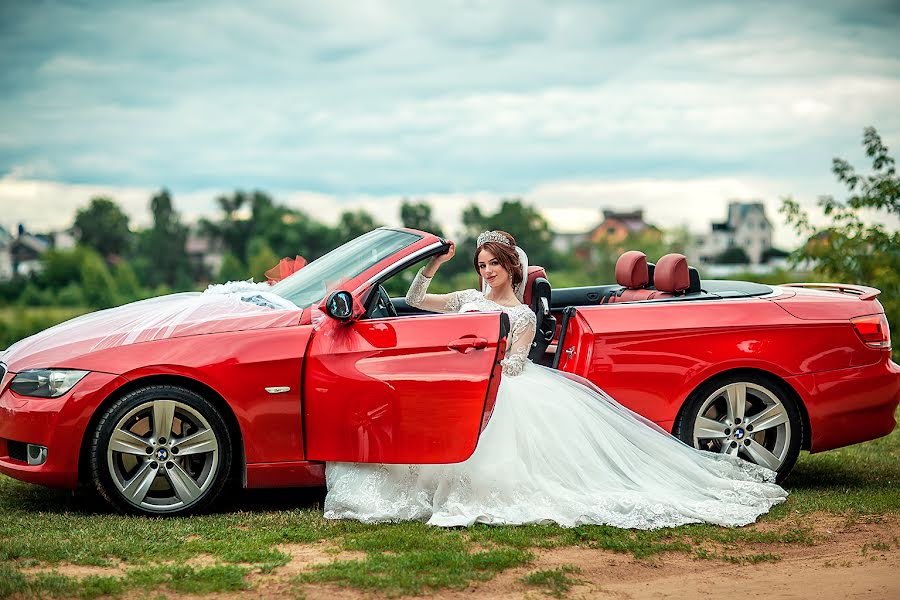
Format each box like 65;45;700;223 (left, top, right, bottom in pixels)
79;252;120;309
55;283;86;307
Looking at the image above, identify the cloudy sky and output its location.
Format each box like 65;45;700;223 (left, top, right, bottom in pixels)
1;0;898;247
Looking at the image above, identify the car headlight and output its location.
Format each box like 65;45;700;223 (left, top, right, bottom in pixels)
10;369;89;398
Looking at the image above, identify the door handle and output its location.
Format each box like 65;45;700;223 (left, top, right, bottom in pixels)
448;336;488;353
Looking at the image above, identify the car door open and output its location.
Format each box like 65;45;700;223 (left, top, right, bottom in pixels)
303;311;509;463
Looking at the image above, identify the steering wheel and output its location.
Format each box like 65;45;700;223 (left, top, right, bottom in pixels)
367;285;398;319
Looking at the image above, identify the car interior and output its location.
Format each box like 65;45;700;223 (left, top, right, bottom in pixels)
364;248;776;369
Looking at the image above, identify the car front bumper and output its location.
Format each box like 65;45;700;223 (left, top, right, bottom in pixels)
788;355;900;453
0;370;125;488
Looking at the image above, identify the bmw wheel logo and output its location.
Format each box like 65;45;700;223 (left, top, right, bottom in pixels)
156;448;169;461
734;428;745;439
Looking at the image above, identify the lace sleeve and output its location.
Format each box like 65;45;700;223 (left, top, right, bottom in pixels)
501;308;537;376
405;268;464;313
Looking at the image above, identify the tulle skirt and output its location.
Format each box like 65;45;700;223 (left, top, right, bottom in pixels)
324;363;787;529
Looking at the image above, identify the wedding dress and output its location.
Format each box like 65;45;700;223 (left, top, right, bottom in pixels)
324;269;788;529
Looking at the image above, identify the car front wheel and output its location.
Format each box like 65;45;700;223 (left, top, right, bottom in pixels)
89;385;232;516
675;374;802;482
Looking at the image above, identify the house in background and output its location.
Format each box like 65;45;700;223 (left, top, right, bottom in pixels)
10;224;50;277
692;202;773;265
186;230;224;282
1;224;77;280
552;209;659;257
590;210;660;245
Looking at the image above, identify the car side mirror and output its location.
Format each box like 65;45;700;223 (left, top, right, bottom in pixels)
326;290;355;321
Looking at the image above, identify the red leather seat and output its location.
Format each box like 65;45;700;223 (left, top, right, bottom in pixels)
606;251;655;303
652;253;690;297
523;266;548;305
606;251;690;302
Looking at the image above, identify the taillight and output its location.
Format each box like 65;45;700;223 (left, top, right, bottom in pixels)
851;314;891;349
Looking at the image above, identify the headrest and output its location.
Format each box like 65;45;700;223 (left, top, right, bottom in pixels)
654;253;690;293
524;266;548;306
615;251;649;288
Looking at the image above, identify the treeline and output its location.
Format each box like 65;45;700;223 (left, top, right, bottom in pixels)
1;190;690;312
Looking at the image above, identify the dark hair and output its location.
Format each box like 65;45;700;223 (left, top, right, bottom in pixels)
473;231;523;288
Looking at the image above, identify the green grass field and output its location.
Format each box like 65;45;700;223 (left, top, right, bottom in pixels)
1;411;897;599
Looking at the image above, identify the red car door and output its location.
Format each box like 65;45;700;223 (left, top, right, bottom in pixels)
303;312;507;463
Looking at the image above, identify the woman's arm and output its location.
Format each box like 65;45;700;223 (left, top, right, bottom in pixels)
405;269;465;313
405;242;464;313
501;310;537;376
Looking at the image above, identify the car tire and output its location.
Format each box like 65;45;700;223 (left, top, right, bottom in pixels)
89;385;232;516
674;373;802;482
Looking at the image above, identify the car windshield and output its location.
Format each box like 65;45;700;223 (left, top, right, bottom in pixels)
270;229;421;308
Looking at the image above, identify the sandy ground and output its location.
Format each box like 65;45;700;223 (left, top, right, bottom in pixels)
17;513;899;599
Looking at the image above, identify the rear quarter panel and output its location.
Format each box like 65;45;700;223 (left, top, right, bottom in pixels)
568;298;877;426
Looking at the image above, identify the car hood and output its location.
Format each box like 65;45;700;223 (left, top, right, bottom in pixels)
1;291;302;373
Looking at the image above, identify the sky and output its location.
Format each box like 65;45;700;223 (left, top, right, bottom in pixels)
1;0;899;248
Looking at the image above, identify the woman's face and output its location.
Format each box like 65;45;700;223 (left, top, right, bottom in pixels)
477;248;510;290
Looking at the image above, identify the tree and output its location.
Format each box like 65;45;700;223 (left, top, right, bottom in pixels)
716;246;751;265
400;200;444;237
337;209;382;243
142;189;191;288
113;260;142;302
248;240;279;282
201;190;255;262
217;253;247;283
73;197;132;259
39;247;93;289
781;126;899;360
79;251;119;308
452;199;559;275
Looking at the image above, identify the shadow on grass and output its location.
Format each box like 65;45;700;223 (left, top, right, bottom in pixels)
0;477;325;517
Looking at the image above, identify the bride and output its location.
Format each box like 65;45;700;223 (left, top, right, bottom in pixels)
324;231;788;528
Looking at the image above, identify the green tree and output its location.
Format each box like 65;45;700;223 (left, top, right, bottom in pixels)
39;246;94;289
716;246;751;265
73;197;132;258
248;241;278;282
452;199;559;274
781;126;900;360
337;209;382;243
142;189;191;288
113;260;142;302
79;252;120;308
201;190;255;262
217;253;247;282
400;200;444;237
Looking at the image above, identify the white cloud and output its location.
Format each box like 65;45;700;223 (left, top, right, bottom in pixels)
1;0;899;247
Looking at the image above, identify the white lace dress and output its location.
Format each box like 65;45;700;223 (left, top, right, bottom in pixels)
323;270;788;528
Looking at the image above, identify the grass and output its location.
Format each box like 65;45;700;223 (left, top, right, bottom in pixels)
0;410;897;598
521;565;583;598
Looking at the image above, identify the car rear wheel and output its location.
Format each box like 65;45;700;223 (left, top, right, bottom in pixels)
90;385;232;516
675;374;802;482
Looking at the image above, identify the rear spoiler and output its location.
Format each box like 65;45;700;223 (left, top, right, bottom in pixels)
781;283;881;301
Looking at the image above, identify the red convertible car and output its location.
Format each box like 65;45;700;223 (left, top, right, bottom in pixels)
1;228;898;516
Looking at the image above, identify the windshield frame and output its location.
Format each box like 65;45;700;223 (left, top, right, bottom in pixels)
269;228;423;308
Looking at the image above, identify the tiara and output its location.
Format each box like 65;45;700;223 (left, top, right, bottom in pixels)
476;231;512;247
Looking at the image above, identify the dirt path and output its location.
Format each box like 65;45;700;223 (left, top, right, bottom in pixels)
18;514;899;599
292;514;900;600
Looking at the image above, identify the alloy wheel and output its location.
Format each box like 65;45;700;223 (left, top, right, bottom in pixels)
106;398;220;513
691;382;792;472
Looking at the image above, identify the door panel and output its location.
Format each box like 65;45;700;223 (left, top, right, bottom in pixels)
304;312;505;463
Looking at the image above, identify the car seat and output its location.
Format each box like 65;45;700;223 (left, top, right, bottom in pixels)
522;267;556;361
